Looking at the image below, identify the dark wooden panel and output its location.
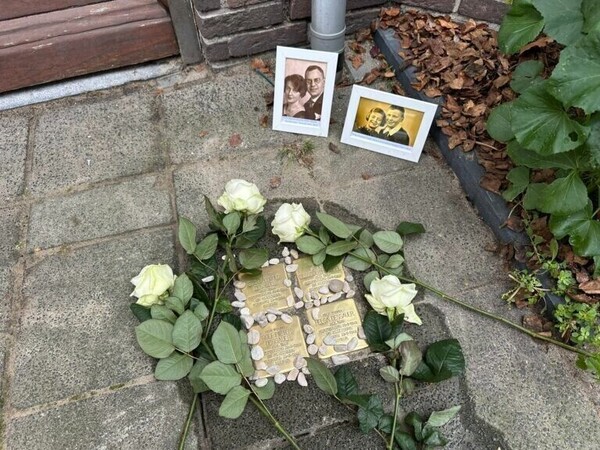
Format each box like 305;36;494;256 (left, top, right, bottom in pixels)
0;0;106;21
0;17;178;93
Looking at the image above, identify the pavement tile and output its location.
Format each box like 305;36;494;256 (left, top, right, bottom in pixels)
10;229;175;409
6;382;199;450
27;175;172;250
162;64;287;164
0;113;28;200
0;207;23;332
0;333;7;391
29;92;163;194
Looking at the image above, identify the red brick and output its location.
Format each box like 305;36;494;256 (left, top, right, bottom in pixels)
458;0;509;24
201;36;230;62
226;0;270;9
192;0;220;13
346;7;380;35
229;22;308;57
197;1;283;39
394;0;455;14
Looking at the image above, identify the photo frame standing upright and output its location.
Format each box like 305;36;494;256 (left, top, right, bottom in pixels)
272;46;338;137
341;85;438;163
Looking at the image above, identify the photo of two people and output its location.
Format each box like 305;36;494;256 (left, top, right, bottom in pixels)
282;59;327;121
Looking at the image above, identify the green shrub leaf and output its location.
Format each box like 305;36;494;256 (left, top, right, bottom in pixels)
188;357;211;393
219;385;250;419
511;82;589;155
334;366;359;399
178;216;197;254
172;273;193;305
549;31;600;115
239;248;268;270
373;231;403;253
396;221;426;236
498;2;544;55
135;319;175;358
363;310;392;352
502;166;530;201
194;233;219;261
296;235;326;255
486;102;515;142
172;311;202;352
537;171;588;215
155;352;193;380
316;212;352;239
212;321;243;364
306;358;338;395
531;0;583;46
411;339;465;383
507;140;585;170
582;0;600;34
510;60;544;93
200;361;241;394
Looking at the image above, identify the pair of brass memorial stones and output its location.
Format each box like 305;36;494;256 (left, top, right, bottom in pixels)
236;257;369;379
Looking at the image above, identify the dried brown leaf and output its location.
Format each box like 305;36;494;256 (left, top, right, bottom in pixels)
579;280;600;295
228;134;242;147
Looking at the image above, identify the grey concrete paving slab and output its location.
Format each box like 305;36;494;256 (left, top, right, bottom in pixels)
0;333;7;390
27;175;172;250
10;229;175;409
162;64;286;164
0;113;29;201
0;207;23;333
29;92;163;195
6;382;199;450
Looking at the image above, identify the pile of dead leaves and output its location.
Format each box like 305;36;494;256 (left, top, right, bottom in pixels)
377;8;561;193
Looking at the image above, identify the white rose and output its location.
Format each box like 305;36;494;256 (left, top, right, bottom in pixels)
271;203;311;243
217;179;266;215
130;264;176;307
365;275;421;325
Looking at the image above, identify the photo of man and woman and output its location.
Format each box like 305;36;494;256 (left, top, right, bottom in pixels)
282;58;327;121
352;98;424;148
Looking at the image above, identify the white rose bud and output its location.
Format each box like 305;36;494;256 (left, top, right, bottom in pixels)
271;203;311;243
365;275;421;325
217;179;266;215
130;264;176;307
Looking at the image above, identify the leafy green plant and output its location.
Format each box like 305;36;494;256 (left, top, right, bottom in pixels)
488;0;600;261
555;301;600;348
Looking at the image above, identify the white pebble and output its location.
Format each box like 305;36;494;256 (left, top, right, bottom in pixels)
234;291;247;301
329;292;342;302
287;295;295;307
318;345;328;355
342;281;350;293
240;307;250;316
294;355;307;369
290;249;299;259
314;299;321;307
304;301;313;309
306;333;316;345
301;367;310;375
281;313;293;324
251;346;264;360
294;287;304;299
255;361;267;370
311;308;320;320
287;368;299;381
222;255;227;260
331;354;350;365
294;301;304;309
267;308;282;316
266;313;277;323
258;318;269;328
346;289;355;298
328;279;344;293
357;326;366;340
334;344;347;352
285;264;298;273
284;256;292;265
242;315;254;329
346;274;354;282
269;258;280;265
347;336;358;351
234;280;246;289
297;372;308;387
303;324;314;334
282;247;290;257
319;286;330;295
324;335;336;345
308;344;318;355
274;373;286;384
255;378;268;387
283;279;292;287
201;275;215;283
266;365;280;375
231;301;245;308
247;329;260;345
261;261;269;268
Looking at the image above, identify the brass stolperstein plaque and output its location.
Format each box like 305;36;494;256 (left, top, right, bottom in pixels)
295;257;345;295
307;298;368;359
253;315;308;378
238;263;292;314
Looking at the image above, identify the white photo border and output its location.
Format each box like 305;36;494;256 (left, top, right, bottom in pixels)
340;85;438;163
272;46;338;137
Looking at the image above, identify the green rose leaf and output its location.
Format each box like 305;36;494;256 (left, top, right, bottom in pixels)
399;340;423;377
188;357;211;393
363;310;392;352
204;195;224;231
165;296;185;315
200;361;241;395
135;319;175;358
405;411;424;441
363;271;379;291
325;240;358;256
357;395;384;433
253;379;276;400
316;211;352;239
402;378;416;396
582;0;600;34
411;339;465;383
219;385;250;419
323;254;344;272
498;1;544;55
396;221;426;236
537;171;588;215
239;248;269;270
237;330;255;377
427;405;461;427
312;249;327;266
510;60;544;93
305;358;338;395
223;211;241;236
318;225;331;244
172;310;202;352
334;366;359;399
507;140;585;170
359;229;374;246
549;31;600;115
373;231;403;254
296;235;326;255
422;427;448;447
486;102;515;143
194;233;219;261
178;216;197;254
385;332;413;350
130;303;152;323
384;254;405;270
379;365;400;383
151;305;177;324
395;432;418;450
155;352;193;380
172;273;193;305
235;215;266;248
531;0;583;46
194;302;210;321
378;415;395;434
344;247;376;271
212;321;243;364
511;82;589;155
502;166;530;202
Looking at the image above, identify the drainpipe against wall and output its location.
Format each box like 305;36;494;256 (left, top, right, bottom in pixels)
309;0;347;82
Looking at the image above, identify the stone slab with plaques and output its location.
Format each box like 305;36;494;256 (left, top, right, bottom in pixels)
238;263;292;315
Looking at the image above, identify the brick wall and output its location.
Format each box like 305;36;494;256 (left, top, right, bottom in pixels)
193;0;509;64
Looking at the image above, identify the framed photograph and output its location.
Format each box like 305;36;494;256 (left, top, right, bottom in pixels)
340;85;438;163
272;46;338;137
